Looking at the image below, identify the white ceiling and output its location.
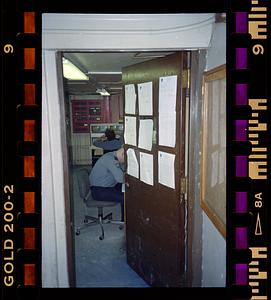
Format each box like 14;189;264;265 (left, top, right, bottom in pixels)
63;51;174;95
60;13;225;96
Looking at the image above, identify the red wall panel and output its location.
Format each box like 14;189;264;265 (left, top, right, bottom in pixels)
71;100;111;133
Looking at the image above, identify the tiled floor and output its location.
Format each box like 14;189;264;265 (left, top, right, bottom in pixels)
72;166;149;288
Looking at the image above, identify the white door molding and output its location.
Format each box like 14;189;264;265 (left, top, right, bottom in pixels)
42;13;215;50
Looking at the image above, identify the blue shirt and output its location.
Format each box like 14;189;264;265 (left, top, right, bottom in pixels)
89;151;124;187
93;136;124;151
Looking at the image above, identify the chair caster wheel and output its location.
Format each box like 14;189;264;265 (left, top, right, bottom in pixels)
76;230;80;235
99;236;104;240
83;219;88;224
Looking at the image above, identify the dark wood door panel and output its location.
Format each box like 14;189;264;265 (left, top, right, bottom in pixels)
123;52;187;287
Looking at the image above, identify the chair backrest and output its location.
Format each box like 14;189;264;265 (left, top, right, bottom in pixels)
77;168;91;200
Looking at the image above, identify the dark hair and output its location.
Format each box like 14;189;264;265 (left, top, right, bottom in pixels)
105;129;116;141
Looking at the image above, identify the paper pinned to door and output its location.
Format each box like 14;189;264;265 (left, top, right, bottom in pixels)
159;112;176;148
138;81;153;115
158;75;177;113
138;119;153;151
139;152;153;186
125;84;137;114
124;116;137;146
127;148;139;179
158;75;177;148
158;151;175;189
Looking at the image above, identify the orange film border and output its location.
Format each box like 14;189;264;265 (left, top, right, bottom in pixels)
23;11;36;287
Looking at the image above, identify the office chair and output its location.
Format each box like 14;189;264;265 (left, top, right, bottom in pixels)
75;168;123;240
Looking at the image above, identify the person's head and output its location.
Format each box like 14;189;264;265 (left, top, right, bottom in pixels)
105;129;116;141
116;147;125;164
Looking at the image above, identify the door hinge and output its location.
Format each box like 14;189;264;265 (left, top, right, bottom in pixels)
182;69;190;89
180;177;188;194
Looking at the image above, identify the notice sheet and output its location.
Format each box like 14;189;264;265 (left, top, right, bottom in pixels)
124;116;137;146
158;75;177;147
125;84;136;114
139;152;153;186
158;151;175;189
159;112;176;148
158;75;177;113
138;81;153;115
127;148;139;179
138;119;153;151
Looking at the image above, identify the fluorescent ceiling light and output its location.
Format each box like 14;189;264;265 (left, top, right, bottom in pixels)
96;88;110;96
87;71;122;75
62;57;89;80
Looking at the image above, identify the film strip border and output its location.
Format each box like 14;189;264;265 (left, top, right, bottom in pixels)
2;3;41;297
1;2;269;299
230;2;269;299
20;11;38;288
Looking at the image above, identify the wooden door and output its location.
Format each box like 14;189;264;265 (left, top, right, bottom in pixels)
123;52;189;287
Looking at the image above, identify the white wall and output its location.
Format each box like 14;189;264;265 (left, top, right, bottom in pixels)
42;50;69;287
202;22;226;287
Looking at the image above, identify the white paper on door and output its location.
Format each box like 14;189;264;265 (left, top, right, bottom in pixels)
139;152;153;186
158;75;177;113
138;119;153;151
127;148;139;178
124;116;137;146
158;151;175;189
159;112;176;147
158;75;177;147
138;81;153;115
124;84;136;114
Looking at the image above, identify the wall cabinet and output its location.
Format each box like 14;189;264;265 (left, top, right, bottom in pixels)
71;100;110;133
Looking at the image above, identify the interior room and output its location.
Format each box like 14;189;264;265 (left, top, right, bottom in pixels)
63;51;175;287
42;13;226;288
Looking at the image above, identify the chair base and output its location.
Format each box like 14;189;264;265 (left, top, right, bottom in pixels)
75;212;124;240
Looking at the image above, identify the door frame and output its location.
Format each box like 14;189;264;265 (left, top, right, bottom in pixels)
42;13;215;287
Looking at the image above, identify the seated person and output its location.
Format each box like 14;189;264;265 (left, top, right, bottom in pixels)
93;128;124;153
89;147;125;221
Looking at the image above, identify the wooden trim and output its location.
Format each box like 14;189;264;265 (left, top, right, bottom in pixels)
201;200;226;238
200;64;226;239
203;64;226;82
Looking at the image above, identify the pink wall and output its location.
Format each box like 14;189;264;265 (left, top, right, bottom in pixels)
110;94;123;123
